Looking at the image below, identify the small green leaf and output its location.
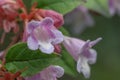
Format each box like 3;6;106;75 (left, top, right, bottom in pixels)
32;0;83;14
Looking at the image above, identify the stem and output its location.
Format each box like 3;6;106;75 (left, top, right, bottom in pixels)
0;32;6;44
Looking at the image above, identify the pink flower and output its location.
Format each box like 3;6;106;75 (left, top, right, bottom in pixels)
0;0;19;33
65;6;94;34
38;9;64;28
27;17;63;54
25;65;64;80
63;36;102;78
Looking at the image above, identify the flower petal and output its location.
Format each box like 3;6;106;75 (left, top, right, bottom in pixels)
63;36;85;61
80;38;101;58
33;26;50;42
88;49;97;64
39;42;54;54
27;20;40;34
89;37;102;47
79;40;91;58
51;29;64;44
33;26;54;54
77;57;90;78
39;9;64;28
40;17;54;28
27;36;39;50
51;66;64;78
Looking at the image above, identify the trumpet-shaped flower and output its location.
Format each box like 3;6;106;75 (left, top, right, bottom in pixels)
63;36;102;78
65;6;94;34
25;65;64;80
27;17;63;54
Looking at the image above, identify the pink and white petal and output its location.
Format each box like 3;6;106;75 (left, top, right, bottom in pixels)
81;61;90;79
39;42;54;54
27;20;40;34
40;67;57;80
51;29;63;44
27;36;39;50
77;57;90;78
88;49;97;64
77;57;83;73
40;17;54;28
33;26;50;42
51;66;64;78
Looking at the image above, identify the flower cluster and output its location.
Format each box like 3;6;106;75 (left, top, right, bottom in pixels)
25;8;102;79
0;0;103;80
27;17;63;54
20;1;102;79
63;36;102;78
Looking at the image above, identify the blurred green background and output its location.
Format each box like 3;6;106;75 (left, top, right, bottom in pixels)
60;14;120;80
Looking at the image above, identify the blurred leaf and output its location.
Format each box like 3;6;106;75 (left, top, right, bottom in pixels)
5;42;78;77
31;0;83;14
84;0;111;17
59;27;70;36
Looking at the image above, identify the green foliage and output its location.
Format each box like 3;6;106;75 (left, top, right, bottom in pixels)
57;47;78;76
5;42;59;77
31;0;83;14
84;0;111;17
5;42;78;77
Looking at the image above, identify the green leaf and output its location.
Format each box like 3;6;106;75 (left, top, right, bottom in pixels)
5;42;78;77
84;0;111;17
59;27;70;36
31;0;83;14
56;47;78;76
5;42;59;77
